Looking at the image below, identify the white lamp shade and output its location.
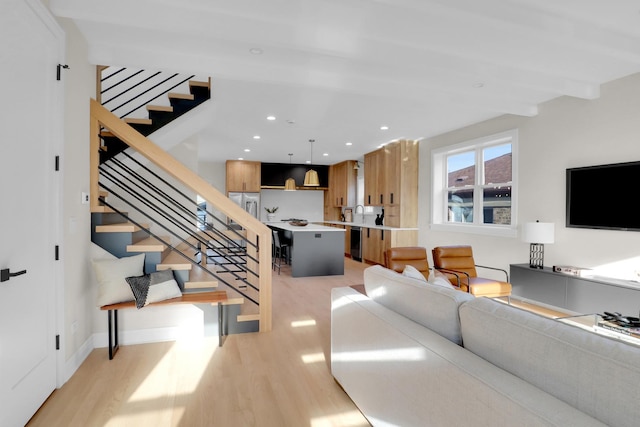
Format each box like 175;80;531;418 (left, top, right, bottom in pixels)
521;222;555;244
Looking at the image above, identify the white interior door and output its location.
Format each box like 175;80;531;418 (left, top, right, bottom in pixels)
0;1;62;425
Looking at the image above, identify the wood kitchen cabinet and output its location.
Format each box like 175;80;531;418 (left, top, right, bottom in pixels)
363;140;419;227
363;227;385;265
226;160;261;192
329;160;357;207
364;149;384;206
362;227;418;265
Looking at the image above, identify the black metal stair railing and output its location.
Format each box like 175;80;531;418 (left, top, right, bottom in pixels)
97;150;260;306
100;67;206;119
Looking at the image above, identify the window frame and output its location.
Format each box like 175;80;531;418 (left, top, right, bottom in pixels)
430;129;518;237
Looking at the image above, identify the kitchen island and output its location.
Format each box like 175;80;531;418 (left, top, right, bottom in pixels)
267;222;345;277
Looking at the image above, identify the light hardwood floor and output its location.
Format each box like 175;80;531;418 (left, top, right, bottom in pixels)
28;259;371;427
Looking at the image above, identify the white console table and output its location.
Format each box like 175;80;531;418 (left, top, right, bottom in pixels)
510;264;640;316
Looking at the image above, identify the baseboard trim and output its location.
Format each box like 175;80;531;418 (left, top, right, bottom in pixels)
63;336;93;384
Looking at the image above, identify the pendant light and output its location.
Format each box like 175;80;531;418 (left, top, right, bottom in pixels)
303;139;320;186
284;153;296;191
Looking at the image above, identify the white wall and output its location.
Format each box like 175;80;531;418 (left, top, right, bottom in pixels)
260;189;325;222
419;72;640;282
59;17;95;368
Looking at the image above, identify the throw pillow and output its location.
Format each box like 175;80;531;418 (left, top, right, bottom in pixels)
428;274;456;289
126;269;182;308
146;269;182;305
92;253;145;307
402;265;428;283
125;274;151;309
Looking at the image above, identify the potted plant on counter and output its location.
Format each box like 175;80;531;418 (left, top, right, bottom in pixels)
265;206;278;222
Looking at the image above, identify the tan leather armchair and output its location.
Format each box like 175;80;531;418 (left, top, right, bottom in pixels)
384;246;430;280
431;245;512;298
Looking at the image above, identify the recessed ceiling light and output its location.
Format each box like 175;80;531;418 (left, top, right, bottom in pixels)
306;160;311;164
380;125;389;130
323;153;329;156
253;135;261;140
238;157;244;160
244;148;251;152
267;115;276;121
249;48;263;55
345;142;353;146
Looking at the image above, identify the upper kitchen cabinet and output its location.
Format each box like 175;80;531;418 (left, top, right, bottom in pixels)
364;149;384;206
364;140;419;227
226;160;261;193
329;160;357;207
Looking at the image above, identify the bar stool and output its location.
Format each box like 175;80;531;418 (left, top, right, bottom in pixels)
272;229;289;274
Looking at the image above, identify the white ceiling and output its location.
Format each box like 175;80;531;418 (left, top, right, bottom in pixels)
50;0;640;165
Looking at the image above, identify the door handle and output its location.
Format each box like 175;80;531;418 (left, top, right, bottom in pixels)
1;268;27;282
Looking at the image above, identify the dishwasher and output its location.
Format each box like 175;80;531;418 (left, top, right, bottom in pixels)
350;226;362;262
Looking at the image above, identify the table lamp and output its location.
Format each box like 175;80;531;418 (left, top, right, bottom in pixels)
522;221;554;269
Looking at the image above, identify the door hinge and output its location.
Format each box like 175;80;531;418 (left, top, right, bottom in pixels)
55;245;60;261
56;335;60;350
55;155;60;171
56;64;69;81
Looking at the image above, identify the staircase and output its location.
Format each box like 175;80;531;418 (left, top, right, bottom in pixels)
90;67;272;336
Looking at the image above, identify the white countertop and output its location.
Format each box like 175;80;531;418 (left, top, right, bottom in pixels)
319;220;419;231
266;222;345;232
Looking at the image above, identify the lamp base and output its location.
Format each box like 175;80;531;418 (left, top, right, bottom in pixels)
529;243;545;269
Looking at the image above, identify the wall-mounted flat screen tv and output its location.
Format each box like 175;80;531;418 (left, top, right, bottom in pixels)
566;160;640;231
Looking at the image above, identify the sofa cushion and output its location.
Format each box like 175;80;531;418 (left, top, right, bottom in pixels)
331;287;606;427
364;265;474;344
460;297;640;427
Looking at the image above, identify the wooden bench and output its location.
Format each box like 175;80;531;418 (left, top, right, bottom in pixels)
100;290;228;359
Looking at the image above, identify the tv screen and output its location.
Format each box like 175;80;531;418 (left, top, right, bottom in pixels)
566;161;640;231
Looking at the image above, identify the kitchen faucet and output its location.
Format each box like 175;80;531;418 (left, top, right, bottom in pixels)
354;204;365;224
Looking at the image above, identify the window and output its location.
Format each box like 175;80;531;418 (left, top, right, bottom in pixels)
431;129;518;237
196;196;207;230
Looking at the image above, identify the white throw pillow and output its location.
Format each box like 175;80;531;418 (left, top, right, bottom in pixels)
402;265;427;283
429;275;456;289
92;253;145;307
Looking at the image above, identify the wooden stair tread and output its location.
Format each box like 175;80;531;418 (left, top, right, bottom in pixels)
91;206;116;214
237;314;260;322
95;222;146;233
224;297;244;306
184;281;218;289
124;118;152;125
100;290;228;311
157;250;193;271
168;92;194;100
127;236;168;252
146;105;173;112
189;80;209;88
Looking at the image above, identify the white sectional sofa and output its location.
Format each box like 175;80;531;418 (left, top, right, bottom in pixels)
331;265;640;427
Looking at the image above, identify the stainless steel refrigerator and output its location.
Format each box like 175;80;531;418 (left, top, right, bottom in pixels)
228;192;260;226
